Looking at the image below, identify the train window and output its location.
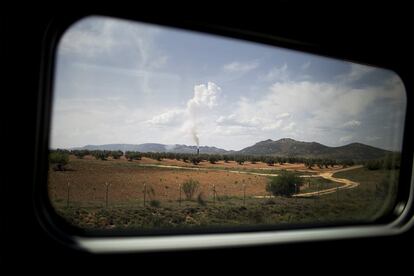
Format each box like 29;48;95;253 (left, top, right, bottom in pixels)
45;15;410;248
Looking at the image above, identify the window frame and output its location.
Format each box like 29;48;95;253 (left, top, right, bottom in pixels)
34;13;414;253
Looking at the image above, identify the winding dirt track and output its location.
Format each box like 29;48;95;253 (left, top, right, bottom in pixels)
293;165;362;197
134;163;363;198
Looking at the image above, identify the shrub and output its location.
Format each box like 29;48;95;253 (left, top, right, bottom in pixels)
111;150;123;159
49;151;69;171
365;160;382;170
304;160;314;169
182;179;199;200
197;192;207;206
341;159;355;168
125;151;142;161
266;171;302;197
383;153;401;170
375;178;389;200
92;150;109;160
235;156;245;165
190;156;201;165
149;200;161;208
265;157;275;166
209;156;218;164
72;150;88;159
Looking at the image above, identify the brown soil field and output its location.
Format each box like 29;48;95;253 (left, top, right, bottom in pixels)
77;155;342;172
49;158;270;207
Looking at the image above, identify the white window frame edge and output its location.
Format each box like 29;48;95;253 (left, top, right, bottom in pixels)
75;160;414;253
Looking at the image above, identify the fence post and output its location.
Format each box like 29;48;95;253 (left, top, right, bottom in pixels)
294;183;297;199
105;182;109;208
318;183;320;197
213;184;216;205
317;183;320;207
143;183;147;207
179;183;182;207
243;183;246;206
337;184;339;201
67;181;70;208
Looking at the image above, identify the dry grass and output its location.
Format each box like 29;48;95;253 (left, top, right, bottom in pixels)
48;158;269;207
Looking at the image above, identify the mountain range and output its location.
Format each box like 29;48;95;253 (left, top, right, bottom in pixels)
72;138;391;161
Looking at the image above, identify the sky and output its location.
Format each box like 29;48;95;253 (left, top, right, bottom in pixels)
51;16;406;151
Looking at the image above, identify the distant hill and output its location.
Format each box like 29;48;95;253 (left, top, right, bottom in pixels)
73;143;228;154
72;138;391;160
238;138;329;156
238;138;391;160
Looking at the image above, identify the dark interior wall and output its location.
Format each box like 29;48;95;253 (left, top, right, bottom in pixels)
4;2;413;275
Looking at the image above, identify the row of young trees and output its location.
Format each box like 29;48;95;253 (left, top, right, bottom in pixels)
363;153;401;170
51;148;401;173
50;148;360;169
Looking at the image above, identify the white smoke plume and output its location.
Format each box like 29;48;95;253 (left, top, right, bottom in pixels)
186;82;221;147
191;127;200;147
147;82;221;148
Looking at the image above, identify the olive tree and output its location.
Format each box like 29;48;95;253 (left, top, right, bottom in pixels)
50;151;69;171
266;171;303;197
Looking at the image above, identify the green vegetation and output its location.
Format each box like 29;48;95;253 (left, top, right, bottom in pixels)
265;157;275;166
333;167;399;218
364;153;401;170
182;179;199;200
300;177;338;193
149;200;161;208
49;150;400;232
190;156;201;165
266;171;303;197
235;156;245;165
65;148;367;170
125;151;142;161
49;151;69;171
110;150;123;159
208;156;218;164
72;150;89;159
197;192;207;206
54;169;397;230
92;150;110;160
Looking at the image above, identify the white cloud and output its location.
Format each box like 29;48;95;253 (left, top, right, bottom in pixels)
213;78;405;148
282;122;296;131
262;120;283;131
276;112;290;119
60;16;168;72
365;136;381;141
343;120;361;127
336;63;375;84
301;61;311;70
59;17;116;57
187;82;221;111
339;136;353;143
213;125;255;136
223;61;259;73
146;109;185;125
263;63;289;82
216;115;280;131
149;82;221;127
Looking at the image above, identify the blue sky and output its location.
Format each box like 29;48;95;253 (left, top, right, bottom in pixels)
51;16;406;151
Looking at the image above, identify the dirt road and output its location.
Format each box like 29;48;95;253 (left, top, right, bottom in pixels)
133;163;280;177
292;165;362;197
134;163;363;198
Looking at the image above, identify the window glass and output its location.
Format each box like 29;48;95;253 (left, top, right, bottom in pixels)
49;16;406;232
